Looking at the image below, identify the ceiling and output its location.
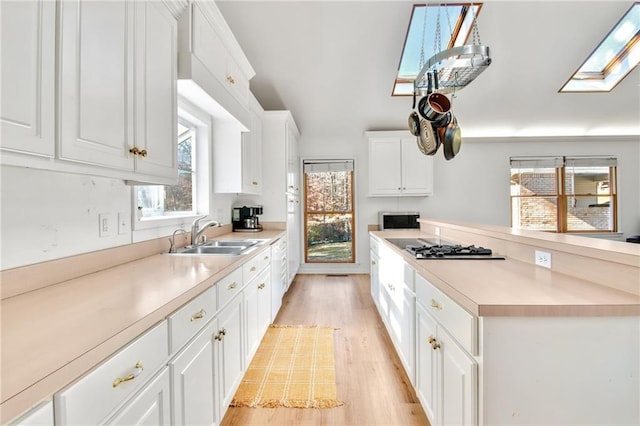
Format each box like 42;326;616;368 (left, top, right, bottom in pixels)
217;1;640;140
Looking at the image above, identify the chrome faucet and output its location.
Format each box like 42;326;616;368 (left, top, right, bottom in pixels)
191;215;222;245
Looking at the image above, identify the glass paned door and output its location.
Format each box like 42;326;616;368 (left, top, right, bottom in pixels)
303;160;355;263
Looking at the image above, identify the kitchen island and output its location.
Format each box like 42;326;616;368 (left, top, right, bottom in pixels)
370;219;640;426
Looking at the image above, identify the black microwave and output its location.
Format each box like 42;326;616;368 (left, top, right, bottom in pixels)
378;212;420;230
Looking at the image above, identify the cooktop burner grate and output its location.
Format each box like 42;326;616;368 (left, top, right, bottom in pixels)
406;243;505;260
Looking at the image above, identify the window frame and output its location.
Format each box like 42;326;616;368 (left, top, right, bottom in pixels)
131;97;212;231
302;159;356;264
510;156;618;233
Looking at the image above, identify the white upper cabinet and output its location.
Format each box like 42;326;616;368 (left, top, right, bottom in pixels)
0;0;55;158
177;1;255;129
58;0;179;184
367;131;434;196
212;92;263;194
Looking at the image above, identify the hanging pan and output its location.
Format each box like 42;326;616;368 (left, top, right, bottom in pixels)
416;117;439;156
442;114;462;160
408;111;420;136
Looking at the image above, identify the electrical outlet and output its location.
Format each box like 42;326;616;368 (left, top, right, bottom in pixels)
535;250;552;268
99;213;112;238
434;226;441;236
118;212;130;235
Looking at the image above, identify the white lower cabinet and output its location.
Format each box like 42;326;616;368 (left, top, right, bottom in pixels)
169;321;216;426
369;238;380;309
54;322;169;425
416;303;477;426
244;267;271;364
377;242;415;385
104;368;171;426
214;294;244;423
8;401;54;426
270;238;287;321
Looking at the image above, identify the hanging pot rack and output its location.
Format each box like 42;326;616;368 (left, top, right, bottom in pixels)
414;44;491;95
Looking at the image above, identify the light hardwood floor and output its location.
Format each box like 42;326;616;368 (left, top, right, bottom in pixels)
221;274;430;426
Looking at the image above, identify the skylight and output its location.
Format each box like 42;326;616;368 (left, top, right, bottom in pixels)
560;2;640;92
393;3;482;96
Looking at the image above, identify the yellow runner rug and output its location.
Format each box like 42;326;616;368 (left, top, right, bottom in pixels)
230;325;343;409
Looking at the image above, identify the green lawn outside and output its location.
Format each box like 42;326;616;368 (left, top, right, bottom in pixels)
307;241;352;262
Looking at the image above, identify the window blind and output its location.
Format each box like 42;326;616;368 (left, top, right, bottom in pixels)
303;160;354;173
510;156;564;168
565;156;617;167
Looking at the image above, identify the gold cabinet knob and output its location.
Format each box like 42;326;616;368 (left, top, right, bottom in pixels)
371;260;376;265
228;282;237;290
129;147;139;155
252;181;258;185
431;340;441;350
258;283;266;290
431;299;443;310
250;266;256;272
139;149;147;157
112;362;144;388
428;336;436;344
226;75;235;84
190;308;206;322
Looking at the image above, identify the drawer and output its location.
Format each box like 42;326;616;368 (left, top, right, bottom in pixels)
168;285;217;354
54;321;168;425
242;247;269;284
218;267;243;309
415;274;477;354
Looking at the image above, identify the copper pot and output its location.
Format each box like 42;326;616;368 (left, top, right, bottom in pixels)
418;92;451;122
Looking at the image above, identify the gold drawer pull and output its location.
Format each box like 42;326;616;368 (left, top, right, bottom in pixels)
388;284;395;291
431;299;443;310
113;362;143;388
252;181;258;185
371;260;376;265
250;266;256;272
226;75;235;84
190;308;206;322
431;339;441;351
258;283;266;290
264;255;269;260
228;282;237;290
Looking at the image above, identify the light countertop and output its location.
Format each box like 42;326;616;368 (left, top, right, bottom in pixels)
371;229;640;317
0;230;284;423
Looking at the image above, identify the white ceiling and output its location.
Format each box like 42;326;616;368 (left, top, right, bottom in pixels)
217;1;640;140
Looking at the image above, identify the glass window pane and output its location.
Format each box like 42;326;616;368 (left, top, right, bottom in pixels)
567;196;614;231
564;166;610;196
164;171;193;212
177;136;193;172
511;196;558;231
305;171;352;212
306;213;353;262
510;168;557;196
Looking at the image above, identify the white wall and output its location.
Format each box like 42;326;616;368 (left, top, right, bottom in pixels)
2;135;637;272
299;133;640;274
0;164;248;270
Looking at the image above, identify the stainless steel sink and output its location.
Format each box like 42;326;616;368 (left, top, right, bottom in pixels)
166;239;268;256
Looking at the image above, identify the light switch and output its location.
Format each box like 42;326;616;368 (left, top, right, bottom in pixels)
118;212;130;235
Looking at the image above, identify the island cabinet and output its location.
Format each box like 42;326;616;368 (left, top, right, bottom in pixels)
366;131;434;197
377;241;416;385
415;273;477;426
372;227;640;426
369;236;380;309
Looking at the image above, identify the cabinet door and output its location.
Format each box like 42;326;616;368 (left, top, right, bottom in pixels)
8;401;53;426
105;368;171;426
369;138;402;195
244;277;260;364
0;0;55;157
257;270;272;335
169;323;216;426
439;328;477;426
398;287;416;385
191;3;227;84
241;102;262;194
215;295;244;422
416;305;439;424
58;0;134;170
133;1;177;180
401;138;433;195
286;195;301;284
370;249;380;308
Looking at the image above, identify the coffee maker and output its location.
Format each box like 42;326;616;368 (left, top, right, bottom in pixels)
232;206;263;232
